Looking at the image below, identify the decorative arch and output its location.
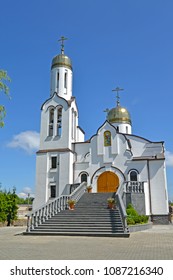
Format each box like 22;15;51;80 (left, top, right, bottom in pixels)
91;166;125;184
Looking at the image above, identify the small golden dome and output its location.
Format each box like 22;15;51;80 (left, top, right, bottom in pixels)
107;105;131;125
51;54;72;70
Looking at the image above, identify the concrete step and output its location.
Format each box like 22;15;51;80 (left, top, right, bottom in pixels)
41;222;123;226
36;226;124;231
24;231;130;237
27;192;129;237
32;227;124;232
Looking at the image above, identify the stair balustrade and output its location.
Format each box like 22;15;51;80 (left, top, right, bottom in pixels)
116;182;129;233
126;181;144;193
26;182;87;233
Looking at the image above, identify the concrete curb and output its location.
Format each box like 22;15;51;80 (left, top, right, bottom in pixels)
128;222;153;232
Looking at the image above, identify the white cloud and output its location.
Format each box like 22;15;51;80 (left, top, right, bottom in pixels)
165;151;173;167
18;187;35;198
7;130;40;154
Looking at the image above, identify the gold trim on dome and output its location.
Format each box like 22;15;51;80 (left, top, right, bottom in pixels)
109;117;131;125
51;62;72;70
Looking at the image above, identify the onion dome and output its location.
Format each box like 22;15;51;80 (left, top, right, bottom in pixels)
51;54;72;70
107;105;131;125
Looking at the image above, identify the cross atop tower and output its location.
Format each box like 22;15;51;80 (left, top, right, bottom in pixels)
58;36;68;54
112;87;124;106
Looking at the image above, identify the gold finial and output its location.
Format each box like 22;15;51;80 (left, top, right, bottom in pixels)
112;87;124;106
58;36;68;54
103;108;109;119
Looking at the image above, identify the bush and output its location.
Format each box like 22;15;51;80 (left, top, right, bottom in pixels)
127;217;135;225
126;207;138;217
126;204;149;225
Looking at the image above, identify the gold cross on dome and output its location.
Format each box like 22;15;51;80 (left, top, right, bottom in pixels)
112;87;124;106
58;36;68;54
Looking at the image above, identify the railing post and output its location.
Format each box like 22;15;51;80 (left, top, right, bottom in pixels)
31;214;34;230
35;212;38;227
26;215;30;233
42;207;45;223
38;209;42;225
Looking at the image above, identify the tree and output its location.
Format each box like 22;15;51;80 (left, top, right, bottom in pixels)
0;69;11;127
0;187;18;225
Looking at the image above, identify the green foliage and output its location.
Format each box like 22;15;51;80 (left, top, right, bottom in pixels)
126;217;135;225
126;203;138;216
126;203;149;225
16;196;34;205
0;187;18;224
0;69;11;127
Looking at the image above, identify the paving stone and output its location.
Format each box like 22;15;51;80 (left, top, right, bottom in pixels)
0;225;173;259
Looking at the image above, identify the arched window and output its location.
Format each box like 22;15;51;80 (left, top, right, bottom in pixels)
130;170;138;182
104;131;111;146
81;173;87;183
57;107;62;136
49;108;54;136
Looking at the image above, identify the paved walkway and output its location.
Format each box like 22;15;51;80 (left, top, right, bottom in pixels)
0;225;173;260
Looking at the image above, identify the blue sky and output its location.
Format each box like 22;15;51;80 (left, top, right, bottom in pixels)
0;0;173;200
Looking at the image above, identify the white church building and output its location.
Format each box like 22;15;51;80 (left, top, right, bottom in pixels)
33;39;169;224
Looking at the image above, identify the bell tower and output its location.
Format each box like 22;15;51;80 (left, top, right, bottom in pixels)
33;38;85;210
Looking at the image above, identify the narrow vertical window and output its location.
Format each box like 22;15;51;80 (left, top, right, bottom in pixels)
71;109;74;139
64;72;67;89
104;131;111;146
50;185;56;198
49;108;54;136
74;111;76;141
57;107;62;136
126;126;128;134
51;156;57;169
57;72;59;89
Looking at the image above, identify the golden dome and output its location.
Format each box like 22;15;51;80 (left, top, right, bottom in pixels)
107;105;131;125
51;54;72;70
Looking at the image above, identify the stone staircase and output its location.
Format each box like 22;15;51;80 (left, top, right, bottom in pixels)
26;192;129;237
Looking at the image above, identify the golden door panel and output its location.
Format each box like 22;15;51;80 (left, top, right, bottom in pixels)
97;171;119;193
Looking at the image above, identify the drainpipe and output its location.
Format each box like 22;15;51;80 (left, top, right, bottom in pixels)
73;145;77;184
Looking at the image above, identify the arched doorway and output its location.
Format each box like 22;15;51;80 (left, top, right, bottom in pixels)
97;171;119;193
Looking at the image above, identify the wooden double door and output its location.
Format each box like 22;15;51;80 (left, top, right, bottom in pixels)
97;171;119;193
